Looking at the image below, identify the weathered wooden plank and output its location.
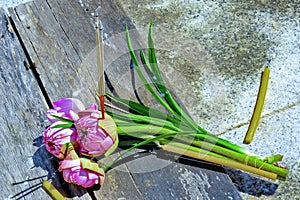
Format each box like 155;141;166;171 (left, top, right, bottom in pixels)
7;0;144;199
123;150;242;200
0;8;53;199
9;0;94;104
5;1;144;199
131;159;241;200
5;0;242;199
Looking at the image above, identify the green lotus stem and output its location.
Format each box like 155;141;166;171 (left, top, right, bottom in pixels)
117;123;254;162
161;142;279;180
115;124;287;179
134;66;176;115
107;95;256;155
113;117;180;132
193;133;253;156
126;27;174;114
126;26;197;129
103;133;177;172
264;154;283;164
108;100;254;155
106;93;186;126
117;132;223;159
116;119;253;156
159;138;225;159
116;122;288;178
139;47;198;130
107;111;190;132
177;136;288;178
117;125;174;136
147;21;164;86
116;122;254;161
107;23;289;181
121;132;157;141
146;22;201;131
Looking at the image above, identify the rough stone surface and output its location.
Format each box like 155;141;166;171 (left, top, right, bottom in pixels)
116;0;300;199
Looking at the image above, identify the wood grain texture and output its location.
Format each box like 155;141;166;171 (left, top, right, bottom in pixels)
0;8;53;199
1;0;242;199
7;0;143;199
124;150;242;200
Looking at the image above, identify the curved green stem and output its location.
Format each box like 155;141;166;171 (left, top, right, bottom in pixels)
244;67;270;144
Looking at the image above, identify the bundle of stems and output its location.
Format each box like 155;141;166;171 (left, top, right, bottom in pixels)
105;22;288;181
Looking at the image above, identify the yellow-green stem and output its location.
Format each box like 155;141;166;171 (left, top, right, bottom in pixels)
161;143;278;180
178;136;288;178
42;180;65;200
244;67;270;144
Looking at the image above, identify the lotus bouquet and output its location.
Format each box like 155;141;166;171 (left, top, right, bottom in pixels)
43;98;118;188
42;22;288;196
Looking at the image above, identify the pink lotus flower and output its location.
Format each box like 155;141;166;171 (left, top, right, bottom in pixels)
46;98;86;123
75;110;116;157
43;121;78;158
58;143;105;188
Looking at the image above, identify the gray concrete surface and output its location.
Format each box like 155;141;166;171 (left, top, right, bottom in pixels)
115;0;300;199
0;0;32;13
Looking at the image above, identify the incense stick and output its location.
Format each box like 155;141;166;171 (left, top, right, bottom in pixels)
95;16;105;119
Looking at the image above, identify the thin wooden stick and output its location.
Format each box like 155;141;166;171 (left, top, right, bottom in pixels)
104;102;130;114
96;16;105;119
243;67;270;144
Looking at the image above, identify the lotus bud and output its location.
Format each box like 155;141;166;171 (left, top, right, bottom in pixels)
75;109;118;157
58;143;105;188
46;98;85;123
43;121;78;158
